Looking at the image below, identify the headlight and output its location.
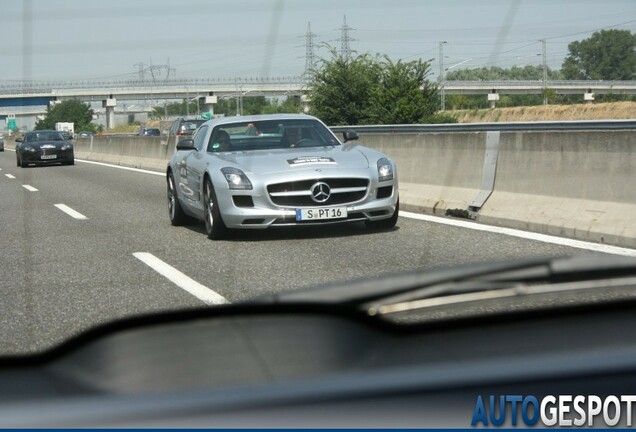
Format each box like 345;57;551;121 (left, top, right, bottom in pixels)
61;144;73;151
377;157;394;182
22;145;36;153
221;167;252;190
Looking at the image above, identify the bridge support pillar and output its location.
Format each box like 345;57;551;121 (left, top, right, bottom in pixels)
102;98;117;130
487;91;499;109
203;95;217;118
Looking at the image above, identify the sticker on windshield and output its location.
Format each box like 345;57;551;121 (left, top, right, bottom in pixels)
287;156;337;166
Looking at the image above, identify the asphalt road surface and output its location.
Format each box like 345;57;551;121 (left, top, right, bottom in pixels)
0;150;621;355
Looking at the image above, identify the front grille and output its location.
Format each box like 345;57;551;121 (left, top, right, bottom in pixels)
267;178;369;207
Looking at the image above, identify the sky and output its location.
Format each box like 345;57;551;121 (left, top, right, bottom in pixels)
1;0;635;83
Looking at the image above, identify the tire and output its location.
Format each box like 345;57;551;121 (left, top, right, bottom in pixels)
167;172;191;226
203;177;229;240
16;156;20;167
66;158;75;166
365;198;399;230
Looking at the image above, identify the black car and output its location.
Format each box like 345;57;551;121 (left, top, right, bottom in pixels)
139;127;161;137
16;130;74;167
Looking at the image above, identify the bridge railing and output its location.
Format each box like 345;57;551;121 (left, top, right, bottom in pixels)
0;76;308;96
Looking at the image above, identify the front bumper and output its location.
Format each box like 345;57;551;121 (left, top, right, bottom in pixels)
215;180;399;229
21;151;74;165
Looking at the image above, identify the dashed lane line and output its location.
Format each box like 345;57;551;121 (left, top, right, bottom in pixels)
133;252;229;305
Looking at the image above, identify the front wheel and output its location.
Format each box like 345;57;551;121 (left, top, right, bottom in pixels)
204;178;229;240
167;172;191;226
365;199;399;230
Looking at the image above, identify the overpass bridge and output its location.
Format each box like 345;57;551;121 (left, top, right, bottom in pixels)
0;76;308;129
0;77;307;101
443;80;636;95
2;78;636;102
2;77;636;128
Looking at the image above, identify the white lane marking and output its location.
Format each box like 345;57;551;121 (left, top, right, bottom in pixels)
76;159;163;176
399;211;636;257
133;252;229;305
22;185;38;192
54;204;89;220
5;174;15;179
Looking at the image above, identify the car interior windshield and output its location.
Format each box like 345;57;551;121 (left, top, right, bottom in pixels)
207;119;340;152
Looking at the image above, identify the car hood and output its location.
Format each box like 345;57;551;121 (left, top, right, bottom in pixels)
216;145;372;175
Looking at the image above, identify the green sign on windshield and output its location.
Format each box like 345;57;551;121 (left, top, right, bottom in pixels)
201;112;212;120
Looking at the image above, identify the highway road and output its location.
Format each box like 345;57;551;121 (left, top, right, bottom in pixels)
0;150;621;355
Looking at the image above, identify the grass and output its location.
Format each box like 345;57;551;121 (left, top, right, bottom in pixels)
451;101;636;123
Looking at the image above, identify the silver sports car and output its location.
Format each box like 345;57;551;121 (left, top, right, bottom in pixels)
166;114;399;239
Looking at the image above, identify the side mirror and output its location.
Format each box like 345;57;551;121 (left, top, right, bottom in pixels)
15;137;23;143
176;139;196;151
342;130;359;143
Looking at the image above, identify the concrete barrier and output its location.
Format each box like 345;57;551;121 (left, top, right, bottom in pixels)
357;133;486;216
360;130;636;248
74;136;169;172
71;129;636;248
478;131;636;247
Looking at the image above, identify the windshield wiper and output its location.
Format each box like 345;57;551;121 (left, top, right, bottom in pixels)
254;255;636;314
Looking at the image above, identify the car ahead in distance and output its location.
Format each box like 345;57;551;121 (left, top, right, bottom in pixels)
167;114;399;239
163;117;206;149
16;130;74;167
139;127;161;137
0;133;4;152
169;117;206;138
77;131;95;138
59;131;73;140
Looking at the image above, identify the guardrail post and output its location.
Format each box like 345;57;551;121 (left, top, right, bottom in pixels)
468;131;500;217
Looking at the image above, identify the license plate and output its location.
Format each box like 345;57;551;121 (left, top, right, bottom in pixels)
296;207;347;221
41;155;57;160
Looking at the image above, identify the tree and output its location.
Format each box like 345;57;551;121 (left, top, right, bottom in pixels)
308;49;381;125
368;57;438;124
561;29;636;80
262;96;302;114
445;65;562;81
150;100;199;119
35;99;98;132
309;49;441;125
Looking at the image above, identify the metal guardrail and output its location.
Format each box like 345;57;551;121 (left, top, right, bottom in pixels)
330;120;636;134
